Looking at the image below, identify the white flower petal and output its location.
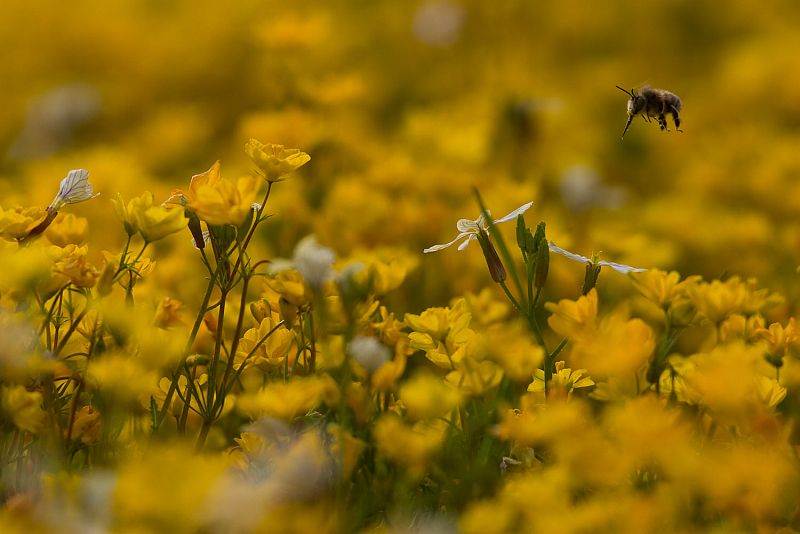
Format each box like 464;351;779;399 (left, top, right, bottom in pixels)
493;201;534;224
268;258;295;274
549;241;647;274
548;241;592;264
456;233;477;251
456;218;481;233
423;232;471;253
48;169;99;210
598;260;647;274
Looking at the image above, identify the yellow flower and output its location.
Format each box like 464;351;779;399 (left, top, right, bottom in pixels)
44;213;88;246
185;161;262;226
446;358;503;396
528;361;595;403
1;385;45;434
631;269;701;308
237;374;339;422
406;299;475;370
399;372;462;421
54;252;99;288
681;342;786;422
245;139;311;182
128;191;188;242
111;192;139;236
0;206;46;241
87;353;158;407
689;276;781;324
69;406;101;445
545;288;598;340
235;316;295;369
373;415;445;478
753;318;798;360
113;445;226;532
153;297;185;328
265;269;311;307
570;310;655;378
483;321;545;382
370;343;408;392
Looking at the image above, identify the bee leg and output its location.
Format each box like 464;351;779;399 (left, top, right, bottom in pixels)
658;113;669;131
670;105;683;132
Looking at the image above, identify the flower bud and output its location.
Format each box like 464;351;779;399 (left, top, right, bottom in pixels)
250;299;271;323
581;263;602;295
476;231;506;283
534;241;549;288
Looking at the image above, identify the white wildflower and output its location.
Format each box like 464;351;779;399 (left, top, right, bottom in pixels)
349;335;390;373
423;201;533;253
548;241;646;274
48;169;99;211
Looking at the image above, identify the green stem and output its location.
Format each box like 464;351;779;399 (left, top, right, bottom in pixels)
155;263;220;431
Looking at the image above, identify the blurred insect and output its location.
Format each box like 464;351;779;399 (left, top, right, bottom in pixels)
616;85;683;139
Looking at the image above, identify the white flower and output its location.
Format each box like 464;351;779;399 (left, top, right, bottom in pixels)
48;169;99;211
548;241;646;274
270;235;336;288
348;335;390;373
423;201;533;253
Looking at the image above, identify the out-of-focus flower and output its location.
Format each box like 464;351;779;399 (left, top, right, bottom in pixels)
113;445;226;532
423;201;533;253
631;269;702;308
245;139;311;182
688;276;782;324
348;335;391;373
1;385;45;434
48;169;99;211
482;321;544;382
446;359;503;396
270;235;336;289
88;354;159;407
54;251;99;288
399;372;462;421
371;343;408;392
558;165;626;213
681;342;786;422
44;213;88;246
237;374;340;422
546;289;599;340
548;241;646;274
373;415;446;478
153;297;185;328
412;0;465;47
0;206;46;241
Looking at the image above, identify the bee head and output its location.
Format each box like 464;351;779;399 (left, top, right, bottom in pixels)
628;94;646;115
616;85;644;116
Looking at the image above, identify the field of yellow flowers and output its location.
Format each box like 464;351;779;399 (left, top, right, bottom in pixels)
2;1;800;532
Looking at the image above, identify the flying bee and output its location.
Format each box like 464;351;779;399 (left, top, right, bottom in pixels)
616;85;683;139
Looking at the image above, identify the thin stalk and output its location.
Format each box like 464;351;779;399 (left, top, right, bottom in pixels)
155;262;220;431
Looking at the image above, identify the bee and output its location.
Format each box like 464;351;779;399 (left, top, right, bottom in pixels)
616;85;683;139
